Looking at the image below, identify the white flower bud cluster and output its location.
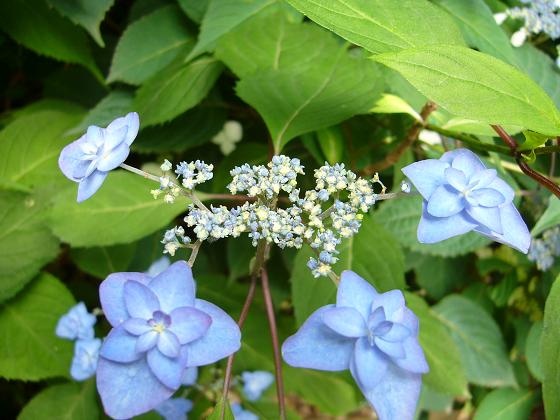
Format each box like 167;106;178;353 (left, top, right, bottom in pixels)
161;226;191;256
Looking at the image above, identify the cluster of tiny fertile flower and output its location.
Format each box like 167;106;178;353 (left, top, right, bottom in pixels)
153;155;382;277
151;159;214;203
528;226;560;270
161;226;191;256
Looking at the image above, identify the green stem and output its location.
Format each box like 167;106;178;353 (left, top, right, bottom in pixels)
424;125;510;154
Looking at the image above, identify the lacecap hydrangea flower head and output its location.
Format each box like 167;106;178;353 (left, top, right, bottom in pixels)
59;112;139;202
96;260;241;419
282;271;428;419
402;148;531;253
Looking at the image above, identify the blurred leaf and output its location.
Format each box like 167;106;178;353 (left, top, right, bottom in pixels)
370;93;422;122
47;0;114;47
207;398;234;420
68;90;134;136
433;0;516;65
177;0;208;23
541;276;560;419
375;195;490;257
411;253;468;299
419;385;454;412
0;191;60;302
0;108;84;191
189;0;276;58
518;131;550;152
291;215;405;325
134;57;223;127
532;196;560;236
134;106;226;153
227;236;254;281
434;295;516;387
285;0;464;54
515;43;560;109
375;46;560;136
489;272;517;307
407;294;468;397
525;320;543;382
108;6;194;85
0;273;75;381
473;387;537;420
0;0;101;79
316;126;344;164
48;171;191;247
71;243;138;279
18;380;99;420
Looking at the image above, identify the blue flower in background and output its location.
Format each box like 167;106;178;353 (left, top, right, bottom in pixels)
241;371;274;401
70;338;101;381
231;403;258;420
282;271;428;420
402;148;531;253
181;366;198;386
96;261;241;419
56;302;96;340
146;256;171;277
59;112;139;202
155;397;193;420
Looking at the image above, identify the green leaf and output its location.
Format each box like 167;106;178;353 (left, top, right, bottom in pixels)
433;0;517;65
525;320;543;382
226;236;254;281
0;0;101;79
406;293;468;396
68;90;134;136
370;93;422;122
107;6;195;85
541;276;560;419
375;45;560;136
532;196;560;236
291;215;405;325
207;398;235;420
375;195;490;257
48;171;190;247
0;191;60;302
518;131;550;152
189;0;276;58
71;243;138;279
237;48;382;153
0;108;84;191
515;43;560;110
474;387;537;420
411;253;468;299
177;0;209;23
0;273;75;380
134;57;223;127
316;126;344;165
47;0;114;47
285;0;464;54
434;295;516;387
18;380;99;420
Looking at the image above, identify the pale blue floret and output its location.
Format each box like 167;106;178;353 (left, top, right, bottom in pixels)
402;149;531;253
231;403;259;420
528;226;560;270
70;338;101;381
155;397;193;420
241;371;274;401
282;271;428;420
59;112;139;202
145;256;171;277
181;366;198;386
96;261;241;419
56;302;97;340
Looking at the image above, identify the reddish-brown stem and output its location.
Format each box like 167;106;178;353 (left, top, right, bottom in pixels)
220;273;258;419
491;125;560;198
260;268;287;420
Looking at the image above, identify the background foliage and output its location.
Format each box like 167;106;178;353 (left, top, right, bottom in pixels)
0;0;559;418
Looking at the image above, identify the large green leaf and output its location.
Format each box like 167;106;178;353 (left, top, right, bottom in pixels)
237;48;382;153
433;0;516;65
70;243;138;279
48;171;190;247
18;380;99;420
434;295;516;387
0;108;84;191
177;0;209;23
134;57;223;127
107;6;194;85
0;0;101;79
47;0;114;47
474;387;537;420
532;196;560;236
189;0;276;58
375;45;560;136
0;191;60;302
541;276;560;419
0;273;75;380
375;195;489;257
291;215;405;325
285;0;464;54
410;253;468;300
525;320;543;382
406;294;468;396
